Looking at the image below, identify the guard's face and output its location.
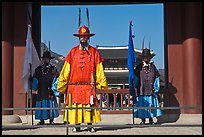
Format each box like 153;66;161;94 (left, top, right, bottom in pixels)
79;35;89;43
143;56;150;63
43;57;50;64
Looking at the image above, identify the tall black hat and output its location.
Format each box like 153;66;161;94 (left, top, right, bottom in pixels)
142;48;151;57
41;50;54;59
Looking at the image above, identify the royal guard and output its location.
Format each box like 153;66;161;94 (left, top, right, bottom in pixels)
32;50;59;125
133;39;163;124
53;22;108;132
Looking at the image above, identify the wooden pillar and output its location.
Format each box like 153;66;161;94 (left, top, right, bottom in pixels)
181;3;202;114
2;3;14;115
183;38;202;113
13;2;29;115
166;2;202;114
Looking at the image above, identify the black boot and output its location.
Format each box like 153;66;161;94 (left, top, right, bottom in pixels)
37;120;45;125
64;121;69;125
72;124;80;132
149;118;155;124
49;119;54;124
87;123;96;133
140;118;145;125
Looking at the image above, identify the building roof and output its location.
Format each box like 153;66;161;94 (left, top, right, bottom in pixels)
96;45;154;59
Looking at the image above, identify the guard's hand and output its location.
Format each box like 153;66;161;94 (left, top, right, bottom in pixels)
32;90;38;94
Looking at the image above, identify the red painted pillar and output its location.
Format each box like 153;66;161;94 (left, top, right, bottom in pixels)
2;2;41;115
166;2;202;114
183;38;202;113
181;3;202;113
12;2;29;115
2;3;14;115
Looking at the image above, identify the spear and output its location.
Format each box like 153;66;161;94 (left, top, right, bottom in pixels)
86;8;90;28
78;8;81;28
86;8;90;43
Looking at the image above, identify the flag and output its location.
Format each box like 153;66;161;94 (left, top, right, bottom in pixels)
127;21;136;104
22;24;41;92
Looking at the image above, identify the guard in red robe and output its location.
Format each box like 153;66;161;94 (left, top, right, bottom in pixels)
56;25;108;132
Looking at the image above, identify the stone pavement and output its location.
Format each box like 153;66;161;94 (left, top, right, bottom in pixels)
2;114;202;135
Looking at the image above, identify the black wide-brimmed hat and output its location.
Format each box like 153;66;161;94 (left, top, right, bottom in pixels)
41;51;55;59
142;48;155;59
142;48;151;57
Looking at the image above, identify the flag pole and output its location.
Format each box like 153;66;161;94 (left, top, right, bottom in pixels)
26;92;27;115
29;63;34;125
22;24;41;125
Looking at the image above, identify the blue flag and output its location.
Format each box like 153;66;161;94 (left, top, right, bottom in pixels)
128;21;136;104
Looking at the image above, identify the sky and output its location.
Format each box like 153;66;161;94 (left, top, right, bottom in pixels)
41;3;164;69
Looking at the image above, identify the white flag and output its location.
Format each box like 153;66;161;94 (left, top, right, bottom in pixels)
22;24;41;92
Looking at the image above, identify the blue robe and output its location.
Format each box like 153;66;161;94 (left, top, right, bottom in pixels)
32;64;59;120
133;61;162;118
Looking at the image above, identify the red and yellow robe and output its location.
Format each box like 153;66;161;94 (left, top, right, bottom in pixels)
57;45;108;124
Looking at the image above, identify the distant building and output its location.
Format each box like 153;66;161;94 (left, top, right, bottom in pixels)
96;45;155;89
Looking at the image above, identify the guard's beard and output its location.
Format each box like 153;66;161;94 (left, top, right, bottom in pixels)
145;60;149;64
80;42;88;50
80;42;90;55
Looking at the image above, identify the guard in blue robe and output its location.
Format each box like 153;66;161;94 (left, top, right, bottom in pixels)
32;51;59;125
133;48;162;124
